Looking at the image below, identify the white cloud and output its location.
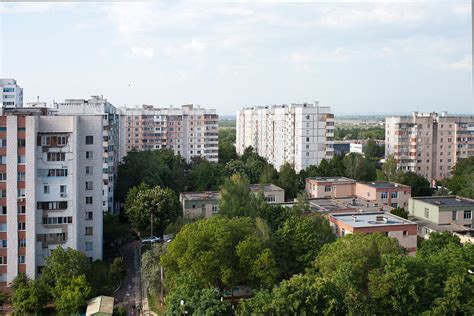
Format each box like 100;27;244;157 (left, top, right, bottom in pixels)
285;48;347;72
164;39;208;57
131;46;155;59
443;55;472;71
0;2;75;14
452;3;471;16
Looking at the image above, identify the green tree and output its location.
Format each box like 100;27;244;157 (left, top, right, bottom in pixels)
219;173;256;217
218;142;238;164
103;213;132;247
343;153;376;181
53;274;92;315
390;207;408;219
277;163;300;200
109;257;127;287
276;215;335;277
259;164;278;184
164;274;230;315
364;139;383;158
188;159;225;191
125;184;179;236
236;289;273;315
41;247;90;287
161;217;278;291
10;275;48;314
399;171;432;197
142;243;164;295
376;155;401;182
417;231;461;257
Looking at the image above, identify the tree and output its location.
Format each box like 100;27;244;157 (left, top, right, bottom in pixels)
218;173;255;217
277;163;300;200
42;247;90;287
161;217;278;291
10;275;48;314
53;274;92;315
364;139;383;158
259;164;278;184
376;155;401;182
103;213;132;247
116;149;187;202
398;171;432;197
275;215;335;277
390;207;408;219
142;243;164;295
188;159;225;191
125;184;179;236
343;153;376;181
417;231;461;257
164;274;230;315
109;257;127;287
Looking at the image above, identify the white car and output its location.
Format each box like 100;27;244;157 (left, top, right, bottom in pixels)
142;236;162;244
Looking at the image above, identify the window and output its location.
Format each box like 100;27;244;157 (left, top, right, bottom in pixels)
0;156;5;164
452;211;457;220
18;188;25;198
265;195;276;202
391;192;398;199
18;222;26;230
0;190;6;198
85;227;93;236
211;205;218;214
0;257;7;265
0;223;6;232
86;211;93;220
60;185;67;195
85;166;93;175
18;256;25;264
17;205;25;214
17;172;25;181
0;240;6;248
57;136;67;145
0;139;6;148
85;196;93;204
341;228;346;237
0;206;6;215
47;169;68;177
381;192;388;199
47;152;65;161
85;242;93;251
19;239;26;248
18;155;26;164
17;139;26;147
0;173;6;181
403;230;408;236
86;151;93;159
424;208;430;218
324;185;331;192
85;135;94;145
44;185;50;194
85;181;93;190
464;210;472;220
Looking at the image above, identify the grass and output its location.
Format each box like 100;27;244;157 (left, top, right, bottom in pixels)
148;293;166;315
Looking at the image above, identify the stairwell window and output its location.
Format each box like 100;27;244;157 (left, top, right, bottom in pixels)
464;210;472;220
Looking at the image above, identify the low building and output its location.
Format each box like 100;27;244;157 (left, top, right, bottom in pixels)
408;196;474;242
328;212;418;255
355;182;411;209
180;184;285;218
306;177;411;209
86;295;114;316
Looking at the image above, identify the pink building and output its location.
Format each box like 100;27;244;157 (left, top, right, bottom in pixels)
305;177;356;199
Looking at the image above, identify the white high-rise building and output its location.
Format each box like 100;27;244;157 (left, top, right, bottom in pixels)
119;104;219;163
385;112;474;183
236;102;334;171
0;79;23;108
0;109;104;287
53;96;120;213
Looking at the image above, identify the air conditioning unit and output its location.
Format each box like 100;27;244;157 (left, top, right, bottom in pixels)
18;198;25;202
60;193;67;198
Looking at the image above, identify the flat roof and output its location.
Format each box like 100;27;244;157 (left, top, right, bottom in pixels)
412;196;474;207
180;191;220;201
330;212;415;228
306;176;355;183
410;216;471;233
309;197;391;214
250;183;284;192
359;181;409;189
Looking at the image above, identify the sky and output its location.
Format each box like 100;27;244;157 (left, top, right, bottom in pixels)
0;1;472;115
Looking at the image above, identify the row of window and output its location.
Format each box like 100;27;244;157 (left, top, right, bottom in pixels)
0;205;26;215
0;256;27;265
0;239;27;248
0;156;26;164
452;210;472;220
42;216;73;225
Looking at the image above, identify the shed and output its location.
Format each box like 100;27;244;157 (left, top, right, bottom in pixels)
86;295;114;316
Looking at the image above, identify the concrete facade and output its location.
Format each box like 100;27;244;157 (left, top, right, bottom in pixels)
0;79;23;109
385;112;474;182
236;102;334;171
0;113;103;288
328;212;418;255
119;104;218;163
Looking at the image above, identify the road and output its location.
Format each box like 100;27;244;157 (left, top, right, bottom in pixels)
115;240;143;315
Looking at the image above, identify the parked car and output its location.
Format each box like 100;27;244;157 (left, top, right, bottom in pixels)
142;236;162;244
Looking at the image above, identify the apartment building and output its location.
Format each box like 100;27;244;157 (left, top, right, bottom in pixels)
119;104;218;163
306;177;411;208
329;212;418;255
180;183;285;218
53;96;120;213
0;110;103;287
408;196;474;242
236;102;334;171
385;112;474;183
0;79;23;109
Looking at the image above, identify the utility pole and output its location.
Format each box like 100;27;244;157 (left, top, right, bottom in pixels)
150;212;154;237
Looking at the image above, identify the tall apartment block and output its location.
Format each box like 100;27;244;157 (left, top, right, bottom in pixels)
236;102;334;171
0;109;103;287
119;104;219;163
0;79;23;109
53;96;120;213
385;112;474;183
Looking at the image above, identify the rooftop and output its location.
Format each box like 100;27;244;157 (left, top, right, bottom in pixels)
250;183;284;192
359;181;409;189
86;295;114;316
412;196;474;207
180;191;220;201
330;212;415;228
306;176;356;183
410;216;471;233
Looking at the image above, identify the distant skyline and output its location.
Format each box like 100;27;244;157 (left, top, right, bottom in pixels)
1;1;472;115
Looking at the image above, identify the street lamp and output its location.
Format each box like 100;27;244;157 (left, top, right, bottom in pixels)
468;269;474;275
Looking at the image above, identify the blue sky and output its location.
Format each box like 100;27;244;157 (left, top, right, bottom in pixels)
1;1;472;115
